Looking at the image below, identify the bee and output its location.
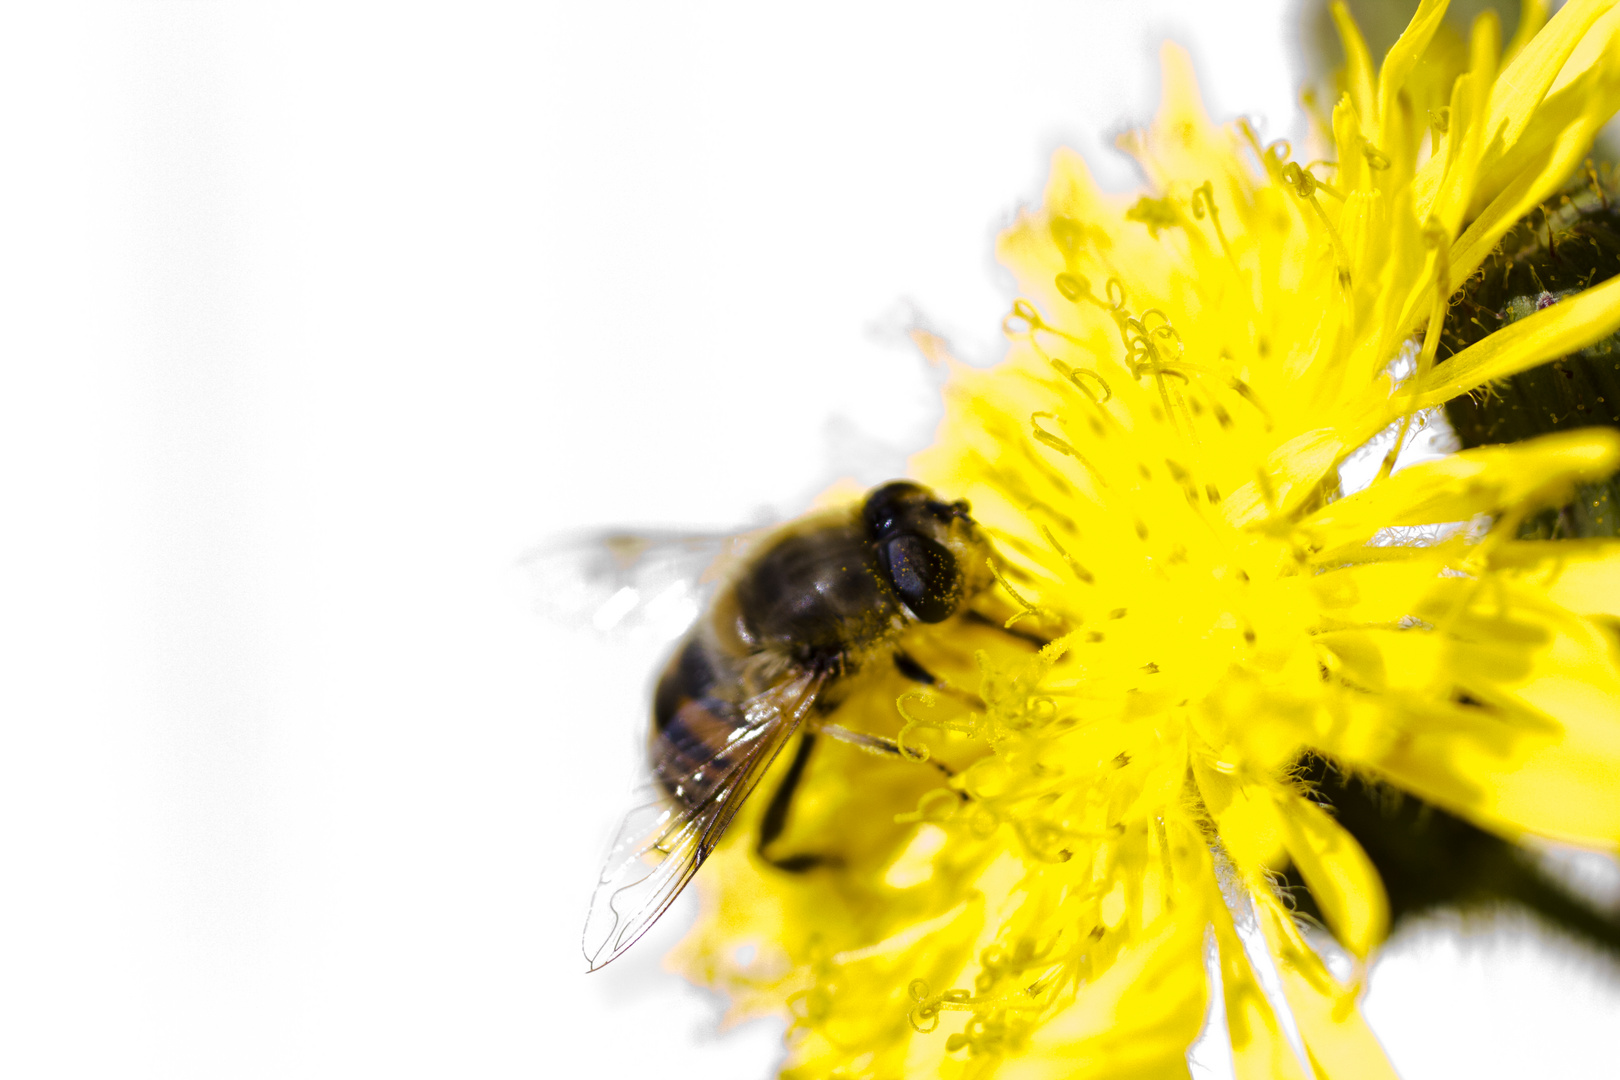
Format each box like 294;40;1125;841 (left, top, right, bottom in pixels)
582;481;996;970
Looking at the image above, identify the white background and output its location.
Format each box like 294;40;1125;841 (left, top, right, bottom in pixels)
2;2;1616;1077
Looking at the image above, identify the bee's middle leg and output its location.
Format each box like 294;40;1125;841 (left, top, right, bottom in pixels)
810;651;971;788
819;722;959;780
892;649;981;710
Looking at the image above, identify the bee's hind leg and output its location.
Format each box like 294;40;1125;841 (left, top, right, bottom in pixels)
756;731;834;873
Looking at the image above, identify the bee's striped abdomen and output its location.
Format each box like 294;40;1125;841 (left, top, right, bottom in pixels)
650;634;745;812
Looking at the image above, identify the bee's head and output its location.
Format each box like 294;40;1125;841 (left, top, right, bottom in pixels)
862;481;991;623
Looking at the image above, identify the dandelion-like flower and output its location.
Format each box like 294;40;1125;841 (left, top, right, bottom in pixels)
671;2;1620;1076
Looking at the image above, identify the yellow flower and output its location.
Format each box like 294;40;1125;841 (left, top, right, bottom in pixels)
671;2;1620;1077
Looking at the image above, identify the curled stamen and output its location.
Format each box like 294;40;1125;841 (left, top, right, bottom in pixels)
1005;297;1085;346
1280;160;1345;201
1030;411;1105;484
1123;315;1180;369
1054;271;1091;302
986;557;1051;629
1138;310;1183;351
1133;358;1191;383
1050;358;1112;403
894;788;965;826
1281;160;1317;197
1104;278;1126;310
1189;183;1215;220
893;690;938;763
1124;316;1188;383
1002;298;1043;337
1030;411;1080;456
1279;162;1351;285
1054;271;1118;314
907;980;974;1033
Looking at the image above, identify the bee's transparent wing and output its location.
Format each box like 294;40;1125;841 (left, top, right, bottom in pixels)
582;669;825;971
523;529;742;643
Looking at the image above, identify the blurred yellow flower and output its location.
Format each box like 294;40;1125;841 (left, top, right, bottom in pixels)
672;2;1620;1077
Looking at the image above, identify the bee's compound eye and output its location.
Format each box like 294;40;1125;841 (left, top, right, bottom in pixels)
883;535;959;623
862;481;931;540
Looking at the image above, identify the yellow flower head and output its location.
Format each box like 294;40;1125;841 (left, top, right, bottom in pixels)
672;3;1620;1077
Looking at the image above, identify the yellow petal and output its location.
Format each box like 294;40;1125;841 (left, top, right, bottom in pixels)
1330;1;1377;126
1275;790;1389;959
999;909;1210;1080
1419;12;1501;237
1211;892;1310;1080
1255;901;1400;1080
1462;54;1620;223
1409;0;1617;235
1492;540;1620;617
1445;50;1620;291
1221;428;1347;528
1375;0;1451;141
1358;607;1620;846
1550;1;1620;92
1218;784;1290;874
1484;0;1618;149
1305;429;1620;538
1489;620;1620;845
